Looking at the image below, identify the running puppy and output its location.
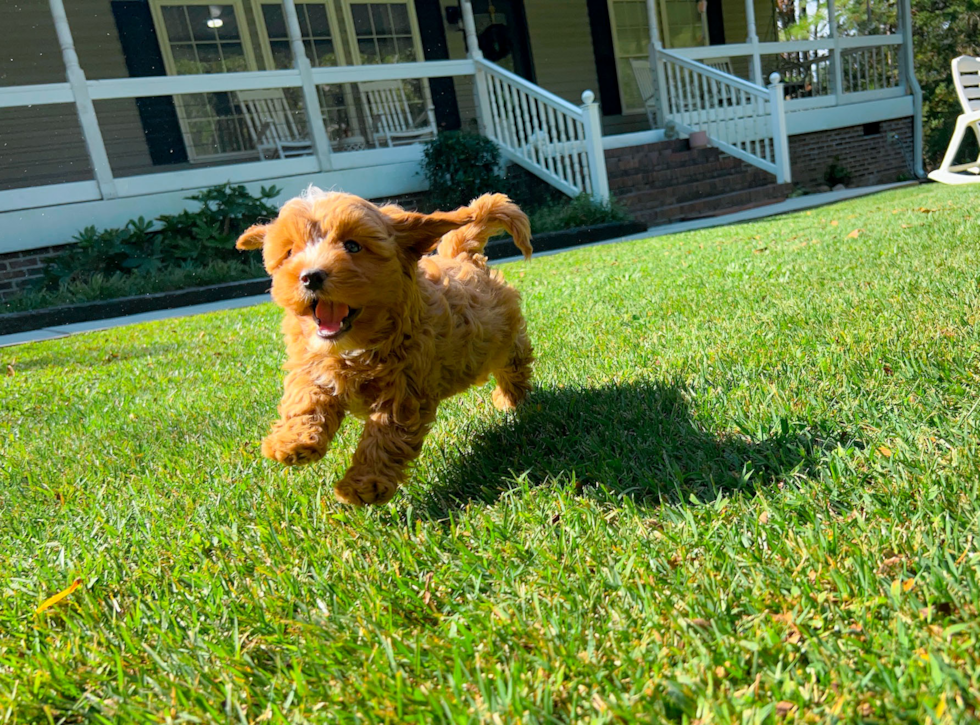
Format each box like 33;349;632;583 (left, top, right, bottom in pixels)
236;188;533;505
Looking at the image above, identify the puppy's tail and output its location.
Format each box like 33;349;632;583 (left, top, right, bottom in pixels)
436;193;532;261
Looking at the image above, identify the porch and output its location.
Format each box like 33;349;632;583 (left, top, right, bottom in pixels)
0;0;921;258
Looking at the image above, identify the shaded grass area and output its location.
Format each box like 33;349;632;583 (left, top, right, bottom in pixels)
1;183;979;722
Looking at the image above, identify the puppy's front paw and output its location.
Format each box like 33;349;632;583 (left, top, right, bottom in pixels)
261;418;327;466
334;473;397;506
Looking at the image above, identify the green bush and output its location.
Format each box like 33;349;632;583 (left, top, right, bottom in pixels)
529;194;633;234
421;132;508;210
40;183;278;290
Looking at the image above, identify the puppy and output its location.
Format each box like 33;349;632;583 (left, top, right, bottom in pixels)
236;188;533;505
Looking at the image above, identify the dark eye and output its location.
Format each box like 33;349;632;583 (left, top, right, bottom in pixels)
343;240;362;253
285;249;292;258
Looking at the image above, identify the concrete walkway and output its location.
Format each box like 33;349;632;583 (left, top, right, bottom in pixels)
0;181;914;350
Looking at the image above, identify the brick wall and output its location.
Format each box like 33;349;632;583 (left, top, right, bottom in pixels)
789;118;915;189
0;246;61;301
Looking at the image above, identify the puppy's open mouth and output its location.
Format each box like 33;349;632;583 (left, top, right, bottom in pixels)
311;299;361;340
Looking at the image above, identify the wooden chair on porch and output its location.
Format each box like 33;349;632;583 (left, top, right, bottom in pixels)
358;80;438;147
629;58;659;129
236;89;314;160
929;55;980;184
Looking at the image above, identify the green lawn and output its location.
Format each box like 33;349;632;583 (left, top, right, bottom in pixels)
2;183;979;723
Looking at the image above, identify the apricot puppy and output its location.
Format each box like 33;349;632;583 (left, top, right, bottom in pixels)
237;188;533;505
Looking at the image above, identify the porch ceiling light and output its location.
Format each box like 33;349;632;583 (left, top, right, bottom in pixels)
206;5;223;29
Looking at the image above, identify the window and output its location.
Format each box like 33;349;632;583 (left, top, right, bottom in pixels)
150;1;258;160
607;0;651;113
342;1;432;148
346;2;419;64
254;1;357;149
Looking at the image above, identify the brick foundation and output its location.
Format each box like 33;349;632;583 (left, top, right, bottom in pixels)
0;246;61;301
789;118;914;189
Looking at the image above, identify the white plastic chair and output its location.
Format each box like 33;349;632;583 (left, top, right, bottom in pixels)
629;58;659;129
929;56;980;184
358;80;438;147
237;89;313;159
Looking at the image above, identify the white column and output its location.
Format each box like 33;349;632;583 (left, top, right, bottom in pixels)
282;0;333;170
645;0;661;47
462;0;493;138
768;73;791;184
460;0;483;59
646;0;668;127
581;90;610;201
744;0;762;84
827;0;843;102
898;0;924;177
49;0;117;199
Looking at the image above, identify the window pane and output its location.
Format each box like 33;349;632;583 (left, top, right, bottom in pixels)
313;39;337;66
196;42;221;69
298;6;313;37
220;43;247;71
172;43;200;73
270;40;291;69
162;6;190;42
371;4;392;34
215;8;242;40
390;4;411;34
351;6;372;35
187;5;215;41
377;37;396;62
263;5;287;39
358;38;378;62
394;37;415;61
307;5;331;36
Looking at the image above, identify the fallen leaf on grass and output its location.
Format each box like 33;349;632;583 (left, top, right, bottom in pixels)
36;578;83;614
5;364;13;377
776;701;797;717
877;555;904;575
877;445;893;458
758;511;770;524
917;207;938;213
830;220;839;227
847;229;864;239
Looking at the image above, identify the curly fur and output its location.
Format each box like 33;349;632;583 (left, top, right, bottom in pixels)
236;188;533;505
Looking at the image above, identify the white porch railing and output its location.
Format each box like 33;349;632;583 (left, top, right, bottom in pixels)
654;48;791;184
671;36;907;110
473;58;609;201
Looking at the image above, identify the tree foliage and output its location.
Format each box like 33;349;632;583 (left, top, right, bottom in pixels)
911;0;980;168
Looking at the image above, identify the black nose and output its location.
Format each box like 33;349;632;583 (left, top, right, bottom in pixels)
300;269;327;291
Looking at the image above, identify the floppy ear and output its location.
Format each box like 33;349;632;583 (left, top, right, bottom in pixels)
235;224;268;250
381;205;473;258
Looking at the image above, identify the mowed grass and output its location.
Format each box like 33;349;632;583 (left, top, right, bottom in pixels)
2;182;980;723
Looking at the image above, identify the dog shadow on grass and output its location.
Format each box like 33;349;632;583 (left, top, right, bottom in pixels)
420;381;859;514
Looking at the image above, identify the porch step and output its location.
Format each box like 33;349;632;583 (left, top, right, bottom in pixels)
625;184;795;227
605;139;792;227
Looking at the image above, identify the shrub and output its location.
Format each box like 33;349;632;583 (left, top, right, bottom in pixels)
40;183;279;290
3;258;267;314
824;157;852;188
421;132;508;210
529;194;633;234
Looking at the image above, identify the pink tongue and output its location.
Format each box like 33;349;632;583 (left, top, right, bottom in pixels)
315;300;350;335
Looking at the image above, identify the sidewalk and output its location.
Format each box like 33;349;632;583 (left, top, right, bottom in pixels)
0;181;914;349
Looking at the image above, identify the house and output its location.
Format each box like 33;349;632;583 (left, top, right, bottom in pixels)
0;0;921;299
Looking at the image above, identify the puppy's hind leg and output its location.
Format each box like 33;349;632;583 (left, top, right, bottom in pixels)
491;331;534;411
261;370;345;466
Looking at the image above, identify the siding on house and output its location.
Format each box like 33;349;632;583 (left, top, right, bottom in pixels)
0;0;153;190
523;0;601;107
